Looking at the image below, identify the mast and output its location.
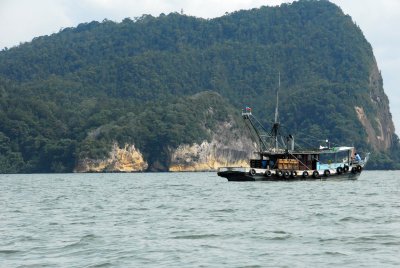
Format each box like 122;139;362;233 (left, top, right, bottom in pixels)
272;72;280;150
242;73;282;153
275;72;280;123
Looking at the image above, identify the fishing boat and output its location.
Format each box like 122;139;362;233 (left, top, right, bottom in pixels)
217;77;369;181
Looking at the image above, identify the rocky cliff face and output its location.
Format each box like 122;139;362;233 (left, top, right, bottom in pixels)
169;121;256;171
75;142;148;172
355;59;395;151
75;120;255;173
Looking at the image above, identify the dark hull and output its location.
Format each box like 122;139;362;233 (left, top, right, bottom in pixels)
217;170;361;181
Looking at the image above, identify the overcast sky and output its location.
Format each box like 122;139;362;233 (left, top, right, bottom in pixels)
0;0;399;134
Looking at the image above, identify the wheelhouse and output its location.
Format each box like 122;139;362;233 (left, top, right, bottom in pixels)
250;146;355;172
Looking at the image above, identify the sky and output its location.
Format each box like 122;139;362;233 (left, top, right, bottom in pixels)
0;0;399;134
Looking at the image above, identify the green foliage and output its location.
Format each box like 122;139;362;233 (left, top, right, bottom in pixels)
0;0;397;172
78;91;235;169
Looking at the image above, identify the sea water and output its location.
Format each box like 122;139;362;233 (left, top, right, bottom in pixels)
1;171;399;267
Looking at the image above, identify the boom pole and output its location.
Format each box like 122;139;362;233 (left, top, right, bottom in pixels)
242;108;270;152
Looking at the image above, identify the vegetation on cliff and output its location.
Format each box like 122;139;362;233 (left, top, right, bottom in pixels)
0;0;399;172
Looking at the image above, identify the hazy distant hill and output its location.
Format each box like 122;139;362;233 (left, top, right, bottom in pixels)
0;0;398;172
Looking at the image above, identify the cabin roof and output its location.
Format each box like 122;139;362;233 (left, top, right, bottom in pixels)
259;146;353;156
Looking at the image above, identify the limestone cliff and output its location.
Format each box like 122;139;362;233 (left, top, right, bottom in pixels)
355;59;395;151
169;121;256;171
75;142;148;172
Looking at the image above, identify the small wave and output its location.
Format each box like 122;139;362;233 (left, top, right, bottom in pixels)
355;236;376;242
272;230;288;234
16;263;55;268
368;203;384;208
127;207;148;211
364;192;379;196
156;204;172;209
269;235;292;240
87;262;113;268
349;235;400;247
80;234;97;241
324;251;347;256
11;209;23;213
339;216;362;222
0;249;20;254
17;235;39;242
252;230;292;240
353;247;378;252
200;244;220;249
210;208;237;213
70;221;96;225
55;195;68;200
381;241;400;246
62;234;99;249
318;238;337;242
172;234;220;239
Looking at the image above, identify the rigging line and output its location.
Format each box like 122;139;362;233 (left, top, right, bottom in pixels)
278;85;312;100
294;131;343;147
276;126;317;151
294;138;316;150
292;132;329;148
243;119;261;149
267;131;286;150
286;152;312;171
245;115;269;151
248;113;280;151
251;114;270;133
288;135;324;152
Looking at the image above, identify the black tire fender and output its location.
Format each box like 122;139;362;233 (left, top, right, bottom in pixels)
336;167;343;174
283;171;290;179
343;166;349;173
357;165;362;172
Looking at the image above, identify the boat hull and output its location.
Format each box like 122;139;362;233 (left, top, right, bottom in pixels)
217;170;361;181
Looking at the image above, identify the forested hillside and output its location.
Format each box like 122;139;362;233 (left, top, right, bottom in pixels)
0;0;398;172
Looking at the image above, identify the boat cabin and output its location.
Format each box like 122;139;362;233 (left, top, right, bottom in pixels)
250;147;354;171
250;152;319;170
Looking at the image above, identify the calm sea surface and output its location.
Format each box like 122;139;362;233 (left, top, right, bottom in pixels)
1;171;399;268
